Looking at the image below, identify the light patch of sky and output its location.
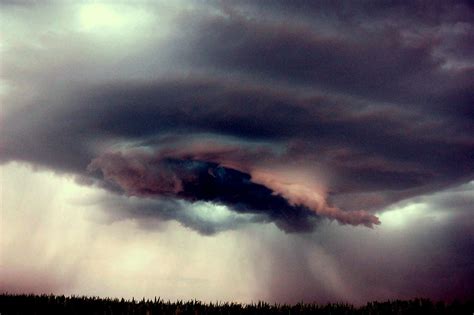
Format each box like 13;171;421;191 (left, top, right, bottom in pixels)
189;201;258;225
0;1;190;88
76;3;161;39
0;162;257;302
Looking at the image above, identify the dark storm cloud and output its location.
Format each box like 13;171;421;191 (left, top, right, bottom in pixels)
3;78;471;213
86;143;381;231
187;1;473;102
0;0;473;233
88;152;316;234
188;17;436;102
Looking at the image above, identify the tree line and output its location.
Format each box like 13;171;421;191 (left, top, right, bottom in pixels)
0;293;473;315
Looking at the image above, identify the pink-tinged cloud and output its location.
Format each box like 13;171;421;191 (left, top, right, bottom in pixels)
88;151;183;197
250;169;380;227
88;138;380;230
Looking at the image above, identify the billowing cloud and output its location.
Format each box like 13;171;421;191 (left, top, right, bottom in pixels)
87;141;379;231
0;2;472;233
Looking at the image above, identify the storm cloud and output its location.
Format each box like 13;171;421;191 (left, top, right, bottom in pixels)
1;0;474;305
1;1;473;233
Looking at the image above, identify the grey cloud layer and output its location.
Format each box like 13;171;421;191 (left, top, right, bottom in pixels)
1;1;473;233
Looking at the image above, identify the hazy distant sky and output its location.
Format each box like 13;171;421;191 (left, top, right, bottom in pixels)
1;0;473;304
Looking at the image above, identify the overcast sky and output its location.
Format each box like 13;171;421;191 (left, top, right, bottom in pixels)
1;0;473;304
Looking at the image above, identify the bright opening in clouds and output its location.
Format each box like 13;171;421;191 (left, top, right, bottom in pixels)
0;0;473;304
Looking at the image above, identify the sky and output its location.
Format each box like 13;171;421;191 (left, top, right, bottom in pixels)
0;0;473;305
